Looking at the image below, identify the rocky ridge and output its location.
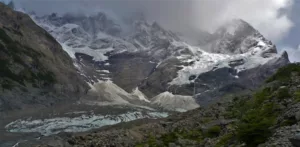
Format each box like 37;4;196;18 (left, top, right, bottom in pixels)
31;12;289;109
0;3;89;112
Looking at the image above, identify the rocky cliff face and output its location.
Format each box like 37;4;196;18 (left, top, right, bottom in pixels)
138;19;289;105
0;3;89;112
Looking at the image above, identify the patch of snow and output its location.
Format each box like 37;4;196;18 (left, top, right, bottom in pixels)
12;142;20;147
169;41;278;85
134;39;148;50
30;16;138;62
96;70;110;73
169;47;230;85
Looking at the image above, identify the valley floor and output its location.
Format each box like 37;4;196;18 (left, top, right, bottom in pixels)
0;101;168;147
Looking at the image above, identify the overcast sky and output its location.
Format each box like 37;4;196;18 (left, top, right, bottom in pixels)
2;0;300;62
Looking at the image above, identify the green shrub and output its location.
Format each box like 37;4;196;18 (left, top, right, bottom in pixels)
205;126;221;138
266;63;300;83
237;102;278;147
252;87;272;107
201;117;213;123
280;117;297;127
180;129;203;142
276;87;291;100
294;91;300;102
215;133;234;147
229;86;280;146
137;135;158;147
161;132;178;146
237;118;274;147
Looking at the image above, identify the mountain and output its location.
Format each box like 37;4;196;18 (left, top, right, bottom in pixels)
21;63;300;147
0;5;171;145
0;3;89;112
0;2;293;146
31;12;289;108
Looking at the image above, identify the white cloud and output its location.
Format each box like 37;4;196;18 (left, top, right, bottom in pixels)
283;45;300;62
10;0;295;43
190;0;294;42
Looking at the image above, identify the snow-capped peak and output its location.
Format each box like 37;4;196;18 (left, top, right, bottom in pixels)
169;28;284;85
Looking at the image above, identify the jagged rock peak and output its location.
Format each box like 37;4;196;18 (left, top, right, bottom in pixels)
205;19;276;55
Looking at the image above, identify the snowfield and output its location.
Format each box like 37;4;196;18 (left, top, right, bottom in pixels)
169;40;281;85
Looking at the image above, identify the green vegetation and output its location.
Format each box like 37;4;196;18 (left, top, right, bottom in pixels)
237;112;276;147
231;64;300;146
223;86;280;147
180;129;203;142
204;126;221;138
201;117;213;123
266;63;300;83
294;91;300;102
136;128;204;147
135;135;159;147
160;132;178;146
280;117;297;127
215;133;234;147
276;87;291;100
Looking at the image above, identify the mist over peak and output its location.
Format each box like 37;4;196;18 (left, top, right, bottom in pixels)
5;0;292;44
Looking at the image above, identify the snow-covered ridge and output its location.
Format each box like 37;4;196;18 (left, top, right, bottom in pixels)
30;11;285;91
31;13;138;62
30;12;183;63
169;38;280;85
28;11;287;109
